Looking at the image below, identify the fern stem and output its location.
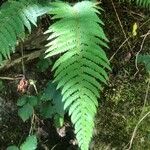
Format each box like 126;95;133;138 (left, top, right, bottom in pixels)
20;42;25;75
109;36;131;61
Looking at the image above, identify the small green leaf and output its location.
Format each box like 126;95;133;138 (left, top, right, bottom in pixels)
54;114;64;128
7;146;19;150
17;96;28;107
42;81;64;115
17;96;38;107
40;102;54;118
20;135;37;150
40;92;52;102
36;58;52;72
40;81;57;101
28;96;38;107
138;54;150;73
18;103;33;122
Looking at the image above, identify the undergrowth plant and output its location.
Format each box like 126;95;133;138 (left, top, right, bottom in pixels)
138;54;150;73
0;0;149;150
7;135;37;150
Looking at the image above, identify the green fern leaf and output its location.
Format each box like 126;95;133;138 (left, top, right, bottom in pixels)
0;0;49;65
120;0;150;9
45;1;110;150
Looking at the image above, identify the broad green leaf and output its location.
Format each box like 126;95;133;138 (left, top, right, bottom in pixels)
17;96;28;107
20;135;37;150
7;146;19;150
28;96;38;107
40;102;54;118
18;103;33;122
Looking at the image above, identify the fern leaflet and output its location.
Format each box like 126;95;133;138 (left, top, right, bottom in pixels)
45;1;110;150
120;0;150;9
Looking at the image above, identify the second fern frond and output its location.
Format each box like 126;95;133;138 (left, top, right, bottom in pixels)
120;0;150;9
0;0;49;64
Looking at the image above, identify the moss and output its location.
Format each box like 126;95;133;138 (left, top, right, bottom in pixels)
94;71;150;149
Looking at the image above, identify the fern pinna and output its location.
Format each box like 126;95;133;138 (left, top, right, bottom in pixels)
0;0;48;64
121;0;150;9
45;2;111;150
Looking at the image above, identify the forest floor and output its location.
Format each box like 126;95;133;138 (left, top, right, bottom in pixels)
0;0;150;150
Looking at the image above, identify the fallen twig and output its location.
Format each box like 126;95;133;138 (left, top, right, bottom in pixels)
125;111;150;150
0;49;44;71
111;0;132;51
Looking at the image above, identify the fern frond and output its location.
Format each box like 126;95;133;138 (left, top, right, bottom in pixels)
0;0;49;64
45;1;110;150
120;0;150;9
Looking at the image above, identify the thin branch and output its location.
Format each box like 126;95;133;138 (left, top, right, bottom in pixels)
51;143;59;150
29;110;35;135
0;76;22;80
0;49;44;71
29;79;38;94
20;42;25;75
140;78;150;117
110;0;132;51
139;18;150;29
126;111;150;150
29;80;38;135
124;77;150;150
109;36;131;61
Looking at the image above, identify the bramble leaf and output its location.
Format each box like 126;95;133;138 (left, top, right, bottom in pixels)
20;135;37;150
18;103;33;122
